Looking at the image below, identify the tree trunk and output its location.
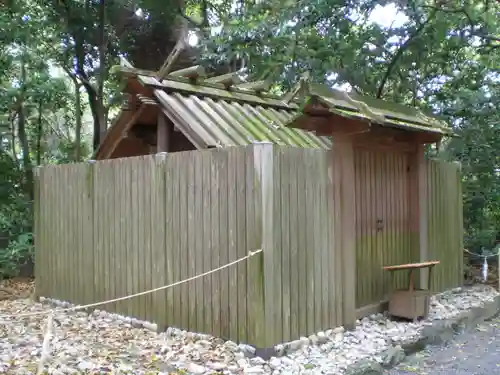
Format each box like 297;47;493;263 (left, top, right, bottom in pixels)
17;59;34;201
74;80;82;161
36;101;43;166
97;0;107;144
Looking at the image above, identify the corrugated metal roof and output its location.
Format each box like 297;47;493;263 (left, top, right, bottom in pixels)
155;90;332;149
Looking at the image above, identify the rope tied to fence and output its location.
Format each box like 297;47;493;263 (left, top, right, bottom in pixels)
0;248;263;320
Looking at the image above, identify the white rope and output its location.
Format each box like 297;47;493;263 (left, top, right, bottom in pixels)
464;248;500;259
0;249;263;320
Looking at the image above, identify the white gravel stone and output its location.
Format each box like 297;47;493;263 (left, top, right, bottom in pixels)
0;285;496;374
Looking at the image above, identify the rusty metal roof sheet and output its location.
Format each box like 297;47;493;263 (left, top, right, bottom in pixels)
154;90;331;149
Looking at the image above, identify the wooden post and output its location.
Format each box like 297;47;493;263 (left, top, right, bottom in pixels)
157;112;170;153
332;135;356;328
248;142;275;347
33;166;41;301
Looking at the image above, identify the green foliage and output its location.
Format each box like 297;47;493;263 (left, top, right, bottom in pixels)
200;0;500;252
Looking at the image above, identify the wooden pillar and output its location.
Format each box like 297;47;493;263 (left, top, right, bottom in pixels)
248;142;276;347
410;144;429;289
332;135;356;328
33;166;41;300
157;112;170;153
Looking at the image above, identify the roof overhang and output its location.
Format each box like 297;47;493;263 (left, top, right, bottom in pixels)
286;94;453;145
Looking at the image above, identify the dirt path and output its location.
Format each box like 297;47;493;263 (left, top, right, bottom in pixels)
386;317;500;375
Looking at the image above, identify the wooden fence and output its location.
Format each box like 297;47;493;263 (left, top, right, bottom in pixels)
426;159;464;292
34;144;463;347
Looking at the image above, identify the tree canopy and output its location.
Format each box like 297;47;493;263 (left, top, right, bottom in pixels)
0;0;498;274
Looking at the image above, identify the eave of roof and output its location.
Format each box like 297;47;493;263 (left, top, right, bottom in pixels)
306;83;452;136
155;90;331;149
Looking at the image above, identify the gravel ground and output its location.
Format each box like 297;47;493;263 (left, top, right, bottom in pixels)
0;281;498;374
386;317;500;375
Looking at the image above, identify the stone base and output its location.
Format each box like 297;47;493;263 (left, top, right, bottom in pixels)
346;295;500;375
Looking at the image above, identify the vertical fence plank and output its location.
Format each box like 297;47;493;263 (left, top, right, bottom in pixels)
288;149;299;339
278;148;291;342
218;150;230;338
227;148;239;341
236;147;248;342
143;158;154;322
186;152;197;331
163;154;174;328
426;159;463;292
201;151;213;335
210;151;221;337
113;160;125;315
179;154;188;327
271;146;283;343
33;167;42;298
194;152;205;333
171;154;182;326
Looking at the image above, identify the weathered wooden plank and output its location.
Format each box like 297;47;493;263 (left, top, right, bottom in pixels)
272;146;283;343
246;146;263;345
218;150;230;338
310;151;322;332
319;151;331;328
288;148;299;339
143;158;154;322
178;154;189;328
255;143;275;346
304;149;315;334
125;160;137;317
296;148;308;336
279;148;291;341
113;160;125;314
83;164;95;305
186;152;197;331
103;162;113;312
193;152;205;333
164;154;175;328
210;151;221;336
202;151;213;334
235;148;248;342
227;148;239;341
334;135;356;328
92;164;103;309
62;165;71;301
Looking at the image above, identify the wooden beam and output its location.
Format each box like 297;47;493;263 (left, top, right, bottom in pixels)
157;31;187;79
157;112;170;152
235;80;272;93
167;65;207;80
205;72;243;88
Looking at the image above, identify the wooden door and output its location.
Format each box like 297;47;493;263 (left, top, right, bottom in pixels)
354;147;412;308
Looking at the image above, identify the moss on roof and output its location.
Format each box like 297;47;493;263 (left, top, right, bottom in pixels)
110;64;453;139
